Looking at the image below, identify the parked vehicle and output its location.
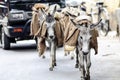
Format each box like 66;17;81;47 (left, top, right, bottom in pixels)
0;0;65;50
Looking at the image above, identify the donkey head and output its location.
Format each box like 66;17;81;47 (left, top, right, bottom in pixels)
45;13;56;40
78;27;92;55
69;13;101;55
41;5;57;41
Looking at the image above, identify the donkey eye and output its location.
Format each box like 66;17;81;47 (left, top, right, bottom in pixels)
90;37;92;40
79;23;83;26
80;36;83;39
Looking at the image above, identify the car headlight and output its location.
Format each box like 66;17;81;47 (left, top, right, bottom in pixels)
12;13;24;20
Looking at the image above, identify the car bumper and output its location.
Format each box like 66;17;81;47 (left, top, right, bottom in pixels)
4;25;32;38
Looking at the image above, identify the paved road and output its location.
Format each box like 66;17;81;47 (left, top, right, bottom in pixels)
0;37;120;80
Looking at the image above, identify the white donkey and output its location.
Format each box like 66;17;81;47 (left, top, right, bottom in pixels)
40;6;58;71
69;13;101;80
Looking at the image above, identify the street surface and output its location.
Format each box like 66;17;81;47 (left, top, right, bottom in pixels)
0;36;120;80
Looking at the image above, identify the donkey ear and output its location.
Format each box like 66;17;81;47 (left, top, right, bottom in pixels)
52;5;57;15
90;19;102;29
66;11;77;19
41;8;47;17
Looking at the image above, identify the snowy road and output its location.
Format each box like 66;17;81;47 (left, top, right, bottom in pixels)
0;37;120;80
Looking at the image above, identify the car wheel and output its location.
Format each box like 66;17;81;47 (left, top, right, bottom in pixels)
116;25;119;36
1;28;10;50
0;26;2;44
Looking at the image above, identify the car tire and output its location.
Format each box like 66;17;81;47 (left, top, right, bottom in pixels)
0;26;2;44
1;28;10;50
117;25;119;36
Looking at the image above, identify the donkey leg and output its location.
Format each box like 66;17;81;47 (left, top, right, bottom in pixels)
54;43;57;66
49;42;55;71
85;53;91;80
41;55;46;59
79;53;86;80
75;48;79;68
38;37;46;58
70;50;75;60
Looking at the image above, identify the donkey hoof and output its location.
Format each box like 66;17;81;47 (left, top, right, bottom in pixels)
86;75;90;80
71;57;74;60
75;64;79;68
86;77;90;80
49;67;53;71
54;63;57;66
64;53;67;56
42;55;45;59
81;77;85;80
81;78;85;80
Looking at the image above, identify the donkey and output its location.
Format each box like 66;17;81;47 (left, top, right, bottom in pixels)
40;6;60;71
68;13;101;80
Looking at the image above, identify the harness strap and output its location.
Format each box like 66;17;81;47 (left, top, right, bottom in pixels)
34;20;45;38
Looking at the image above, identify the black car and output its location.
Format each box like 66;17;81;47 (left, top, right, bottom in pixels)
0;0;65;49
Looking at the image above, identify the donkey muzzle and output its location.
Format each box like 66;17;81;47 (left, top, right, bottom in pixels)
49;35;55;40
82;51;89;55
